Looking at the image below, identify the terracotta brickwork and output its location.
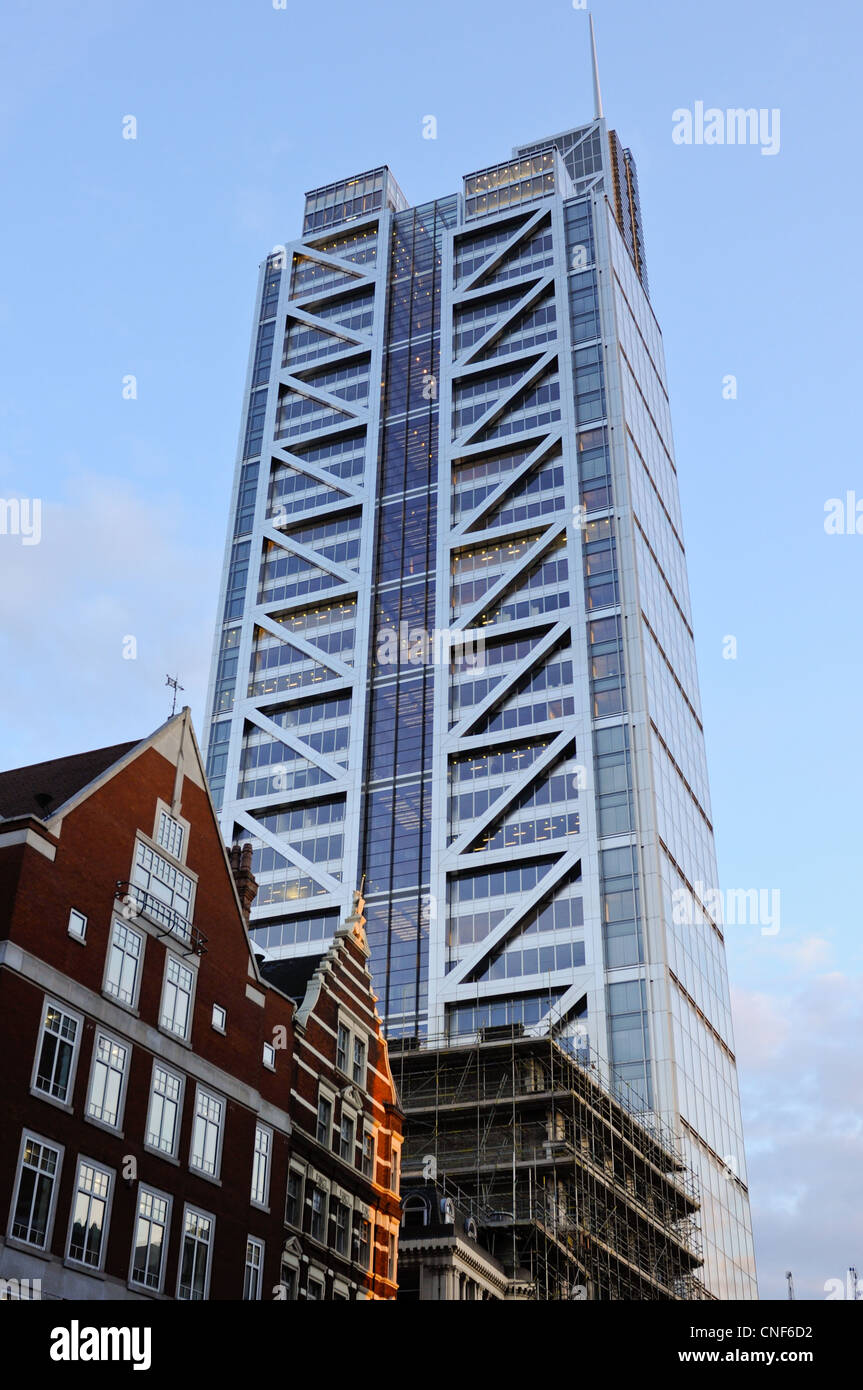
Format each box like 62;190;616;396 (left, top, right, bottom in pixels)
0;710;401;1301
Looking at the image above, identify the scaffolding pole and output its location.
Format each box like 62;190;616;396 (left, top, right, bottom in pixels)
392;1027;712;1301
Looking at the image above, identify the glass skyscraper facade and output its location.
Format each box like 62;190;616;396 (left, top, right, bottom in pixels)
204;119;757;1298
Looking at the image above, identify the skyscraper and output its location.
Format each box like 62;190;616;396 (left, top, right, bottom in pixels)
204;58;757;1298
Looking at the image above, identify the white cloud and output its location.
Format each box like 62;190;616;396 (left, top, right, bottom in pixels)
780;935;835;974
734;970;863;1299
731;987;791;1067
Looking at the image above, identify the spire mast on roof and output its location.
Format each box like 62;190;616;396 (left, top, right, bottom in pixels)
165;673;184;718
589;13;604;120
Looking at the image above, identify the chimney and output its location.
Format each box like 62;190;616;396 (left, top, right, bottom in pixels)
229;842;259;924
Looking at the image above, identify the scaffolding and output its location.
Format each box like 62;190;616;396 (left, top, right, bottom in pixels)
391;1026;712;1301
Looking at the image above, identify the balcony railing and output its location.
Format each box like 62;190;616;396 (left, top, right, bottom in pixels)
114;882;208;956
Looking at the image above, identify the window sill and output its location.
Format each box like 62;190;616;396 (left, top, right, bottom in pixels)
148;917;196;949
126;1280;165;1299
250;1201;270;1215
143;1144;181;1168
157;1025;193;1050
63;1259;106;1280
101;992;140;1018
189;1168;222;1189
84;1115;124;1140
4;1236;53;1261
30;1088;74;1115
67;932;87;945
132;906;200;958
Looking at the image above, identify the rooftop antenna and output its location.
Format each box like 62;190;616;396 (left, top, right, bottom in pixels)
589;13;604;120
785;1270;795;1301
165;674;184;717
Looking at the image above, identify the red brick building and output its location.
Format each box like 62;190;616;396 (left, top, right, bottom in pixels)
0;709;402;1301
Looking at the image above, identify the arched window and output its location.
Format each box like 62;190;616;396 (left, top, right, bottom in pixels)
401;1193;432;1230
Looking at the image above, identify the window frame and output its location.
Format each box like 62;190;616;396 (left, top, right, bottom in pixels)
308;1184;328;1244
7;1129;64;1253
336;1023;349;1073
128;1184;172;1295
354;1213;371;1270
335;1015;369;1092
279;1260;299;1300
332;1197;349;1257
361;1127;376;1180
338;1110;355;1163
285;1164;305;1229
159;950;197;1043
211;1003;226;1033
189;1084;226;1182
130;831;197;946
176;1203;215;1302
153;801;190;864
64;1156;114;1274
31;997;84;1110
243;1235;265;1300
315;1091;334;1148
352;1035;366;1086
85;1028;131;1134
250;1122;272;1210
144;1060;186;1161
390;1141;401;1193
67;908;87;942
401;1192;432;1230
102;917;145;1011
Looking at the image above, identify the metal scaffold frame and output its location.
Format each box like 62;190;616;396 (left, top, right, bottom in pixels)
391;1027;713;1301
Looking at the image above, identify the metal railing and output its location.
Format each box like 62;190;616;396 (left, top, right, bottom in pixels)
114;882;209;956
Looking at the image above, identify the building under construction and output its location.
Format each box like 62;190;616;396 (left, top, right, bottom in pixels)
391;1027;711;1300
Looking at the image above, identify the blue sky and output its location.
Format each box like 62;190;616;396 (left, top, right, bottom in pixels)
1;0;861;1299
